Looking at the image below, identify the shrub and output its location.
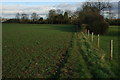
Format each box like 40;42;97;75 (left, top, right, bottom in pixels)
79;12;109;35
89;20;109;35
80;24;88;32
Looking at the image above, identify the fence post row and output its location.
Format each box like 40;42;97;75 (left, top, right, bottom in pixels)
85;31;114;60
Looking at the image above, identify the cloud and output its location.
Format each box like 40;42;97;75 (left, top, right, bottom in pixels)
54;3;83;12
2;0;86;2
1;2;119;19
2;0;119;2
1;2;83;18
1;4;56;18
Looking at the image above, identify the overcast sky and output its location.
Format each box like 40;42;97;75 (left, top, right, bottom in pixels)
0;0;119;19
2;0;119;2
1;2;84;18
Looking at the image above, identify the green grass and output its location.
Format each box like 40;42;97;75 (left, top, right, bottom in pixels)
93;26;119;61
59;26;119;78
60;32;117;78
2;24;75;78
60;33;92;78
78;32;116;78
2;24;119;78
88;26;119;77
94;26;120;76
101;26;119;60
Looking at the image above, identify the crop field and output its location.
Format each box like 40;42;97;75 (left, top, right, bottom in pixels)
2;24;75;78
2;24;119;78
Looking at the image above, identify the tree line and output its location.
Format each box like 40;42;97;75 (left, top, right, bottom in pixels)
47;9;71;24
4;13;45;24
3;1;120;34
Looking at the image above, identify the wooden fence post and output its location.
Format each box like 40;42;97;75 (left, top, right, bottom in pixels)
88;30;89;38
110;40;113;60
92;32;93;42
98;34;100;48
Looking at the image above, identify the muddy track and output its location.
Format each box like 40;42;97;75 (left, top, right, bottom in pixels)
48;50;69;79
47;34;74;79
47;26;78;79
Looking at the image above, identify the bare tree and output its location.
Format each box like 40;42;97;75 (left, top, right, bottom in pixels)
21;13;29;20
82;0;112;19
31;12;39;21
65;10;73;17
56;9;63;14
15;13;20;19
82;0;112;13
48;9;56;23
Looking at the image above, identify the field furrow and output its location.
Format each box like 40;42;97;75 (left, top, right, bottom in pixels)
2;24;75;78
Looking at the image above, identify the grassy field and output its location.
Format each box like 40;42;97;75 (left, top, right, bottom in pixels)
2;24;119;78
94;26;120;76
2;24;75;78
59;31;118;78
93;26;119;60
99;26;119;61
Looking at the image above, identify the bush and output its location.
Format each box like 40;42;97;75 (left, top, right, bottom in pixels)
89;20;109;35
80;24;88;32
79;12;109;35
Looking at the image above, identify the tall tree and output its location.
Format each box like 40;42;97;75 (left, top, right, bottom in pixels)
64;12;69;23
39;17;43;21
65;10;73;17
58;14;64;24
15;13;20;19
21;13;29;20
31;12;39;21
48;9;56;24
82;1;112;15
76;1;109;34
39;17;44;23
56;9;63;14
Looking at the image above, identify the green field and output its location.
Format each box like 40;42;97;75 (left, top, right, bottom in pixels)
99;26;119;61
94;26;120;76
3;24;75;78
2;24;119;78
59;27;119;78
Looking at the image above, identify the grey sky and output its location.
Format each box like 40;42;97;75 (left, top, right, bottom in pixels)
1;1;119;19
